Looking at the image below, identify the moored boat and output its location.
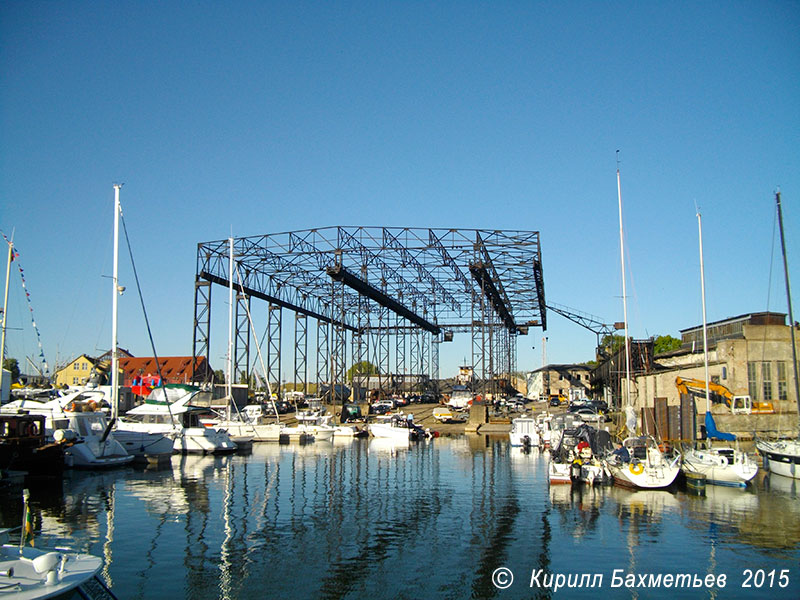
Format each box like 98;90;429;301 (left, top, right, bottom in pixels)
117;385;237;454
605;436;680;489
0;414;64;477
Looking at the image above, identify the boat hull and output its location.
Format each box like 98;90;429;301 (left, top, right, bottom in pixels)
369;423;410;442
681;449;758;487
608;463;680;489
757;440;800;479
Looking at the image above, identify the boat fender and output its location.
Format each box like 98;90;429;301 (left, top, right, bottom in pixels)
629;462;645;475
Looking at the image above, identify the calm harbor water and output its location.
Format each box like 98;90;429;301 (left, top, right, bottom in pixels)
1;436;799;599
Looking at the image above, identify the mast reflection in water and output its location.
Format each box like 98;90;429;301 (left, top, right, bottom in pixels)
1;438;798;599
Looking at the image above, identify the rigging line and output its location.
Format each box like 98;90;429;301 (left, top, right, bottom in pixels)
118;203;175;423
761;203;779;364
0;232;50;377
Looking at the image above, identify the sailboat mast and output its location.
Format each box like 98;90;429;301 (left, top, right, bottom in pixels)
0;237;12;401
111;184;122;420
227;237;234;414
697;211;711;413
617;155;632;409
776;191;800;419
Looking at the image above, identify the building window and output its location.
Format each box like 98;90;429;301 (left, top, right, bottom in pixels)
777;361;788;401
761;362;773;401
82;362;88;370
747;362;758;401
721;366;727;380
72;376;79;385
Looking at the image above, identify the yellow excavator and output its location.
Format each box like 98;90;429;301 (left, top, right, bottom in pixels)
675;377;774;414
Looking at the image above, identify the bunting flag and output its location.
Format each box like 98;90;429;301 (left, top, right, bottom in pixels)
2;233;50;378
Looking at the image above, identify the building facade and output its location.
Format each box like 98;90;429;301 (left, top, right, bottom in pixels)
526;364;592;400
54;354;99;387
631;312;799;417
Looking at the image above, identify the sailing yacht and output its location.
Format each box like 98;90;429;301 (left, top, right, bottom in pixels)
209;237;283;443
756;191;800;479
105;184;174;463
680;210;758;487
603;156;680;489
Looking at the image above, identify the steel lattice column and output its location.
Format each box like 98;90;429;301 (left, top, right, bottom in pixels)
316;318;330;391
472;279;487;396
192;278;211;383
395;313;406;392
267;303;282;397
431;334;440;383
420;330;429;388
294;313;307;394
331;280;347;400
234;293;250;385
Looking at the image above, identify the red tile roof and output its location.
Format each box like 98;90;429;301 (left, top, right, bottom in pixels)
118;356;211;385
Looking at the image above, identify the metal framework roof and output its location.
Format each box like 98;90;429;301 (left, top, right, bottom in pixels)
195;227;546;334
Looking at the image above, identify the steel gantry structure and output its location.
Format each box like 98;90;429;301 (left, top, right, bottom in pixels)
192;227;546;400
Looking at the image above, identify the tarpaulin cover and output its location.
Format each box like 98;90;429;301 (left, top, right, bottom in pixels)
705;411;736;441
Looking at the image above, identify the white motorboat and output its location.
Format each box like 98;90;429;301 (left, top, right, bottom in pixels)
756;439;800;479
446;386;473;410
211;404;286;443
605;436;681;489
0;530;107;599
117;385;237;454
548;459;573;485
291;412;336;441
509;416;539;448
1;390;133;469
0;489;112;599
369;414;430;442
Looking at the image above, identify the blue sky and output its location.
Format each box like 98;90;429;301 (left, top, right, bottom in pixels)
2;1;799;380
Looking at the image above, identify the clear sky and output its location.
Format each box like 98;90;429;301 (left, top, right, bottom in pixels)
2;1;798;381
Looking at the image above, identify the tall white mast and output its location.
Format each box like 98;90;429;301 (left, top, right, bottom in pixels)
697;210;711;414
0;236;12;402
227;237;234;414
111;184;122;420
616;154;632;409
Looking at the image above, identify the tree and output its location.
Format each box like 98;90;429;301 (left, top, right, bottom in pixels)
653;335;681;355
346;361;378;382
214;369;226;384
3;358;20;382
599;334;626;355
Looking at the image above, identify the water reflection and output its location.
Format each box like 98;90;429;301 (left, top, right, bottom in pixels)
0;438;797;599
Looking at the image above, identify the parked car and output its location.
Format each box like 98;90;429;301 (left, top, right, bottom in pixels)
573;407;609;424
550;397;561;407
370;400;394;415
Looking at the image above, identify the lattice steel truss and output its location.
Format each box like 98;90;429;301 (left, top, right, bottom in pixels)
192;227;546;398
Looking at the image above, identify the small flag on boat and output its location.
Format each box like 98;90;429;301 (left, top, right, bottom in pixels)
21;489;34;548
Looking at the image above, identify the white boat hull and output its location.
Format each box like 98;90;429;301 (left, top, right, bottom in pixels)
608;462;680;489
509;417;539;447
682;448;758;487
219;422;285;442
548;460;572;485
113;429;174;462
369;422;410;442
757;439;800;479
